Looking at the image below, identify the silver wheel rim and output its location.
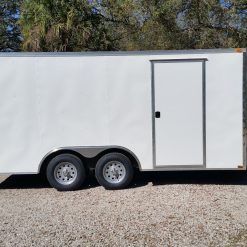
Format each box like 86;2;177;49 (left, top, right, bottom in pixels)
103;161;126;184
54;162;78;185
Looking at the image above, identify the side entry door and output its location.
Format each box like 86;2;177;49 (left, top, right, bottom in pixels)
152;59;206;168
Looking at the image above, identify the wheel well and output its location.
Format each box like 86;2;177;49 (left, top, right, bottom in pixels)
93;148;140;170
39;147;141;175
39;149;88;176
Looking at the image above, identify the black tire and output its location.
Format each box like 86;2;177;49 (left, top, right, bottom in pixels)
46;154;86;191
95;153;134;190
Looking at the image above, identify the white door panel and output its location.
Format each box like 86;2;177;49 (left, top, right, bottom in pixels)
154;61;204;166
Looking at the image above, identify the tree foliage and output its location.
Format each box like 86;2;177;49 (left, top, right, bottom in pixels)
20;0;118;51
126;0;247;50
0;0;22;51
1;0;247;51
177;0;247;48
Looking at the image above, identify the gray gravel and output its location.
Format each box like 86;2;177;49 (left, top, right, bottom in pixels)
1;171;247;247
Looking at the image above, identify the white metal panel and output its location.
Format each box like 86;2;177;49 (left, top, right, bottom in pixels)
205;53;243;168
35;56;153;171
0;57;40;173
154;61;203;166
0;56;153;173
0;50;244;174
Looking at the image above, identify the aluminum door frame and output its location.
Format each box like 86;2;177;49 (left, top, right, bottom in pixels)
151;58;207;169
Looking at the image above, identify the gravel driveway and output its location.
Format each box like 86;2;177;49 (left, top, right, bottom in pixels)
1;171;247;247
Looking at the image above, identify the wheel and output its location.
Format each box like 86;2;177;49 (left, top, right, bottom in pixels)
46;153;86;191
95;153;134;190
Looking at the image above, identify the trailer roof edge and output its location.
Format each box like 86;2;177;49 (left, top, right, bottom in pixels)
0;48;246;57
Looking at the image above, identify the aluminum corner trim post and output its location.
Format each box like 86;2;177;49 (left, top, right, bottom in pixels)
243;51;247;170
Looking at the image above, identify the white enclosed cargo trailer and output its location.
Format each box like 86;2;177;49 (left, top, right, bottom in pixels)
0;49;246;190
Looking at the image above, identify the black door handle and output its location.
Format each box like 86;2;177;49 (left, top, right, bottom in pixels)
155;111;161;118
